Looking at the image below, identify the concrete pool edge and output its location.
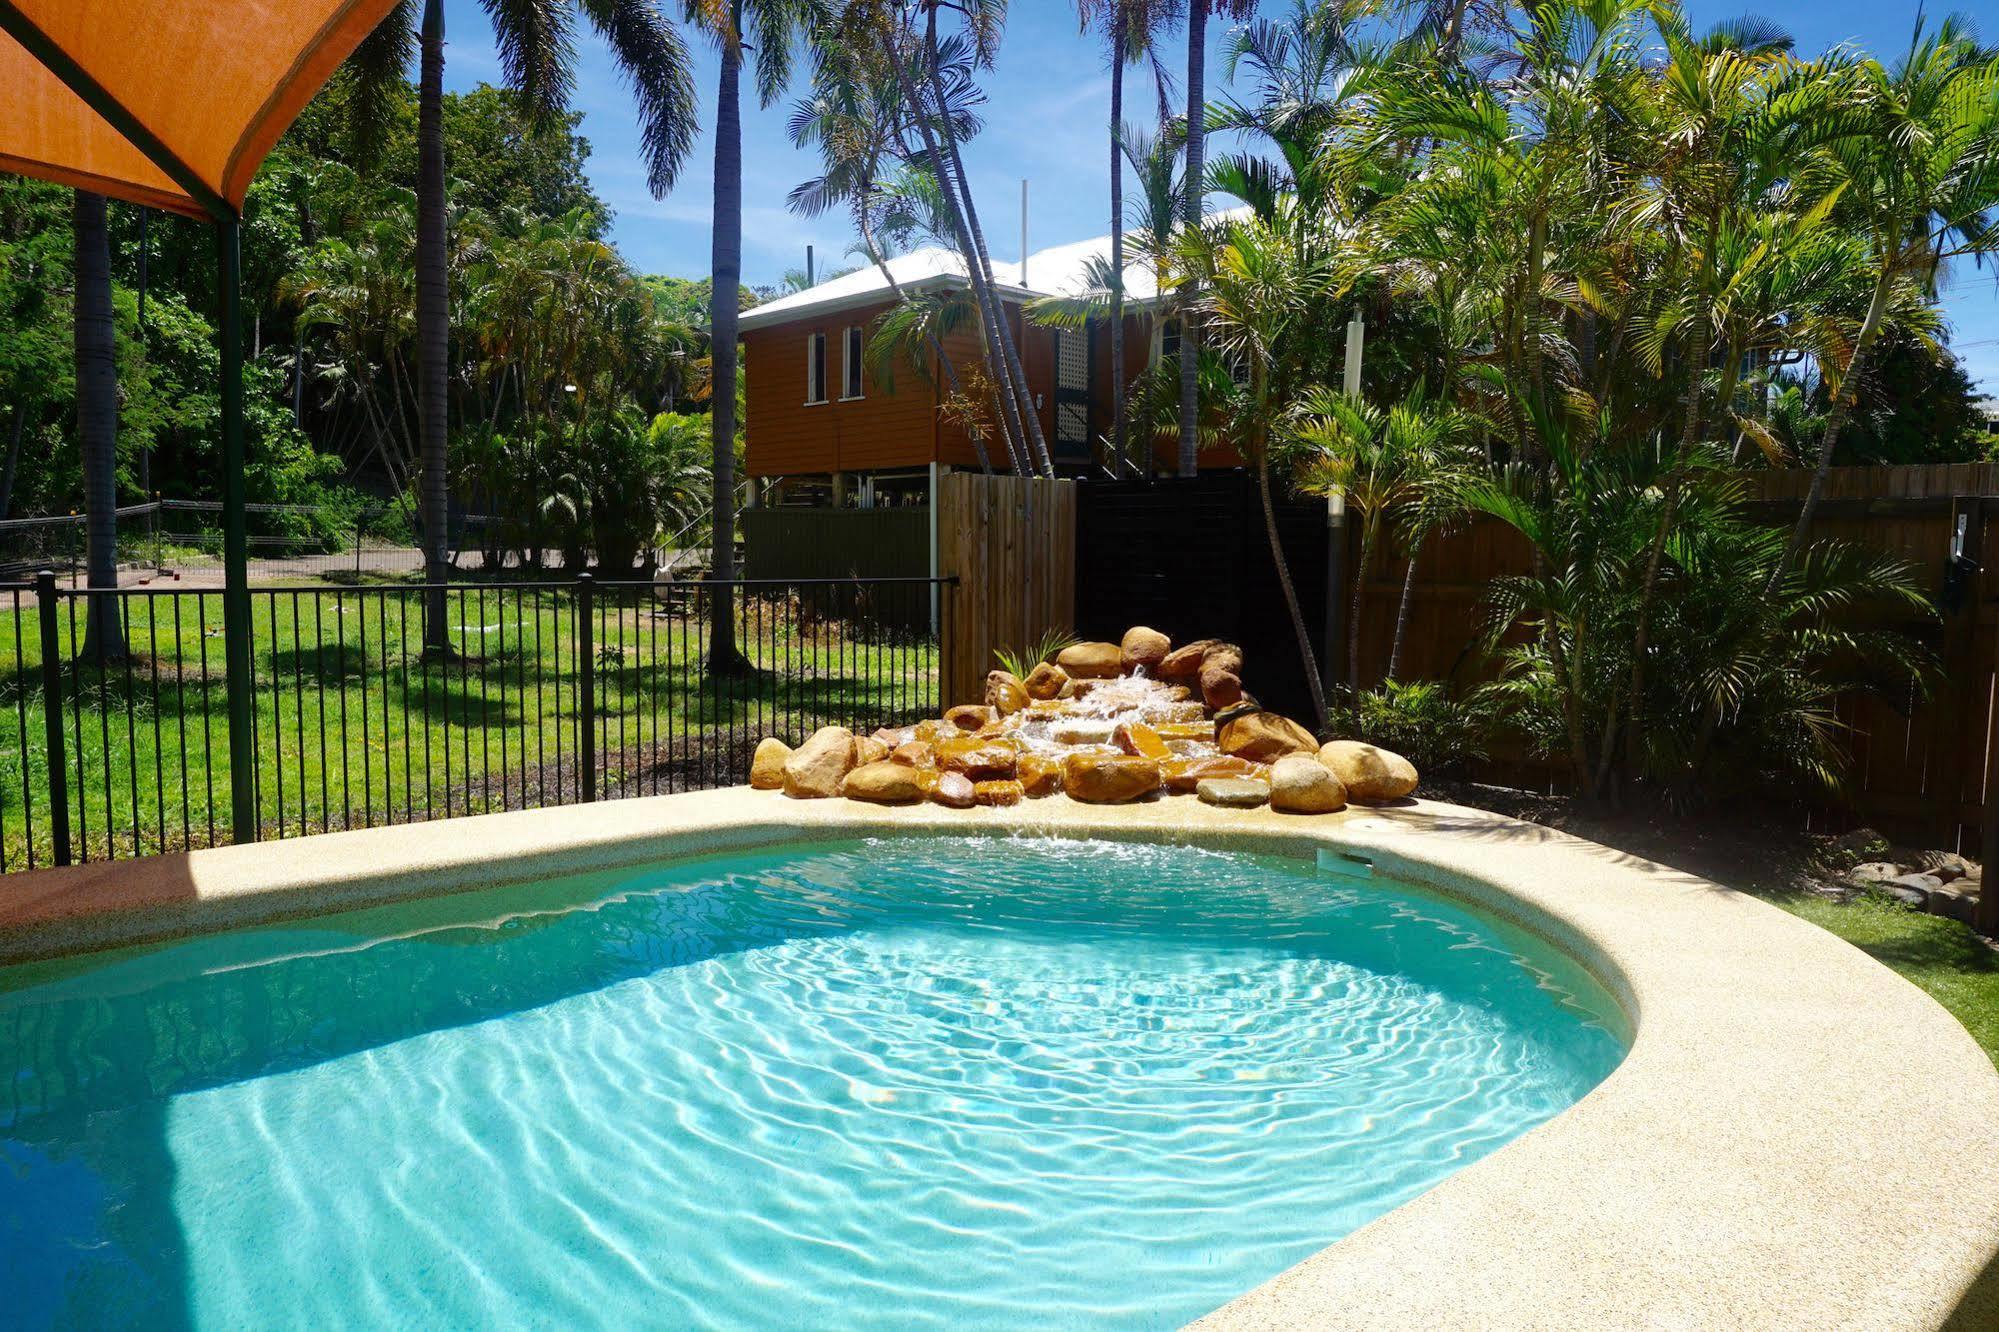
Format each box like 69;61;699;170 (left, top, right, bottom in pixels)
2;790;1997;1329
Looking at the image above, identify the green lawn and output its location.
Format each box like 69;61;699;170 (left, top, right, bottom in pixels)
0;580;940;869
1774;890;1999;1069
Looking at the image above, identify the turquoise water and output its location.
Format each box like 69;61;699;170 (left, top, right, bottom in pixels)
0;836;1624;1330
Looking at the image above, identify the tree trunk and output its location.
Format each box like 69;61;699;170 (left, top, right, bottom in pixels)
1386;530;1424;682
927;42;1049;477
0;405;23;520
1177;0;1207;477
1258;444;1327;731
73;190;125;663
416;0;453;657
1771;270;1891;595
1109;14;1128;475
707;3;751;674
1347;523;1373;724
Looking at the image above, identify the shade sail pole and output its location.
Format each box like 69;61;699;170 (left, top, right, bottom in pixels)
217;215;256;843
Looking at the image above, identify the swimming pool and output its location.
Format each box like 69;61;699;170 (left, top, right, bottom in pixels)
0;834;1624;1329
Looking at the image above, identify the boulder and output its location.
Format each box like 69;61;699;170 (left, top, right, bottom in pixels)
1023;661;1070;700
781;726;857;799
1114;721;1172;761
1120;626;1172;675
1055;641;1122;680
891;741;936;769
1317;740;1419;803
1155;721;1217;744
944;704;998;730
1051;718;1117;747
1200;667;1244;712
1883;873;1942;908
842;761;926;804
1017;752;1063;797
1829;826;1890;861
934;735;1020;780
1846;861;1905;888
853;736;891;767
974;779;1025;807
1268;754;1347;814
1163;754;1266;793
871;725;915;749
1197;777;1271;809
1157;639;1219;680
749;737;791;790
985;670;1029;716
930;771;976;809
1219;712;1319;763
1061;753;1163;803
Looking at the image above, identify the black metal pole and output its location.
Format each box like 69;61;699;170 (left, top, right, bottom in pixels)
578;572;597;803
218;216;257;842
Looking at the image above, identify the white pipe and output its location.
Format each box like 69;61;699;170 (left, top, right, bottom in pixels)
1344;310;1365;400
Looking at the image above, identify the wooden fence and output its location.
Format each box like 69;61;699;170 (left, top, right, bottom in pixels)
1355;465;1999;894
938;473;1077;708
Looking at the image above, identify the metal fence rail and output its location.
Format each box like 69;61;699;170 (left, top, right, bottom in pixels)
0;575;951;871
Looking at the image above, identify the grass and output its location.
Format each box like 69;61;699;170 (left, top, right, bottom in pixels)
0;579;939;868
1773;890;1999;1068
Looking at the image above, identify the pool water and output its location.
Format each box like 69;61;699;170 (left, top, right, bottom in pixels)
0;836;1624;1329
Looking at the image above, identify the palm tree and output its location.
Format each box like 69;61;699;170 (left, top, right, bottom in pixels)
1773;23;1999;588
1080;0;1183;475
348;0;697;653
1176;0;1256;477
72;190;124;662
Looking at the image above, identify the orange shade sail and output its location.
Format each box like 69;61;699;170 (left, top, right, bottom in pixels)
0;0;403;220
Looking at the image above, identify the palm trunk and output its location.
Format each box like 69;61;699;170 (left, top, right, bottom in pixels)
73;191;125;663
1771;269;1891;595
0;405;23;520
927;42;1049;478
416;0;453;657
707;3;750;674
1257;441;1327;731
1348;522;1374;723
1109;14;1128;475
1177;0;1207;478
889;21;1027;474
1386;530;1423;682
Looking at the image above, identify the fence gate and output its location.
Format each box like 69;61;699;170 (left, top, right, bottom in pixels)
937;472;1076;706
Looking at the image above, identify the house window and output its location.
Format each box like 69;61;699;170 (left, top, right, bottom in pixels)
806;332;827;404
841;326;865;399
1160;318;1181;363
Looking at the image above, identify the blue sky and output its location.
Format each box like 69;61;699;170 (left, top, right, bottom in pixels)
439;0;1998;394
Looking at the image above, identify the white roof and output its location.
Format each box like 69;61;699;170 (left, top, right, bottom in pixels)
737;234;1165;331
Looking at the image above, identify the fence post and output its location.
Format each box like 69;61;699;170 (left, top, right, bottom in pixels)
355;512;364;576
35;571;71;867
577;572;597;803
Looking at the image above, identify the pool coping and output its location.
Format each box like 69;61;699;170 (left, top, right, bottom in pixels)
3;789;1997;1329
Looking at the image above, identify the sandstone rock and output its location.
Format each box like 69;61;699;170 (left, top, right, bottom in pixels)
891;741;936;769
934;735;1020;780
1120;626;1172;674
975;779;1025;807
1149;701;1210;725
944;704;997;730
842;760;926;803
853;736;891;767
1157;639;1219;680
1114;721;1172;761
930;771;976;809
1317;740;1419;803
1846;861;1905;888
1061;753;1162;804
914;718;954;745
1023;661;1069;700
1829;826;1890;861
1269;754;1347;814
985;670;1029;716
871;725;915;749
1017;752;1063;797
1884;873;1942;908
1219;712;1319;763
1200;667;1244;712
749;737;791;790
1202;642;1245;678
1155;721;1217;743
1055;641;1122;680
1928;882;1981;925
1197;777;1270;809
1051;718;1117;747
1163;754;1266;793
781;726;856;799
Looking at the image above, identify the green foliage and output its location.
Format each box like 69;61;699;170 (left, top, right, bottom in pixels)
1355;681;1487;777
993;628;1080;681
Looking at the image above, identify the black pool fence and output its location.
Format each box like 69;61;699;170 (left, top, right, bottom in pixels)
0;574;953;871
